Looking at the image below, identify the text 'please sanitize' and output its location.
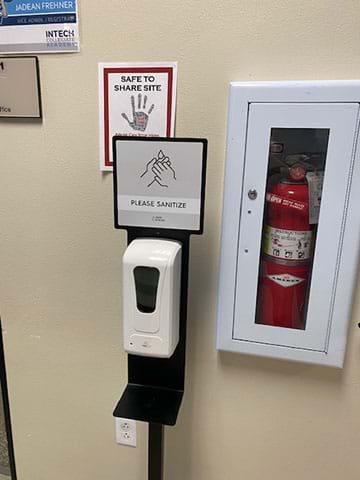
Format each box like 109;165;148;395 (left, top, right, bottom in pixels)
131;200;187;209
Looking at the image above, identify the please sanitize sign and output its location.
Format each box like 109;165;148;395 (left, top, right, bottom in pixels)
0;1;79;53
113;138;207;233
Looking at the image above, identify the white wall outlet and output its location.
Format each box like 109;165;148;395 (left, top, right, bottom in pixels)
115;418;137;447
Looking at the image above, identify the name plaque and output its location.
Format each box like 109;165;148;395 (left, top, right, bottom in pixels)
0;56;41;118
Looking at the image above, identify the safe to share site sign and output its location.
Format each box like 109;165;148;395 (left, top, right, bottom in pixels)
0;1;80;53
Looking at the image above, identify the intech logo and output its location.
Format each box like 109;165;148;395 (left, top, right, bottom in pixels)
46;29;75;38
45;28;77;48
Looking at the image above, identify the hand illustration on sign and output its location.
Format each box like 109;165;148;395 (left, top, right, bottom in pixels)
141;150;176;188
121;94;155;132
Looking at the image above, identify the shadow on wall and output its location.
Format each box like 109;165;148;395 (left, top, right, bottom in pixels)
218;349;343;383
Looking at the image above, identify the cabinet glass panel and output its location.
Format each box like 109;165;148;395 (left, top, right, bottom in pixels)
255;128;329;330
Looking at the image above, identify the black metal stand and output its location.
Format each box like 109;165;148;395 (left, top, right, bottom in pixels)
112;136;207;480
113;228;190;480
114;228;190;427
148;423;164;480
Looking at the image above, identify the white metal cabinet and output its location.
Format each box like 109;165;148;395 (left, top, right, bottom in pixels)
217;81;360;367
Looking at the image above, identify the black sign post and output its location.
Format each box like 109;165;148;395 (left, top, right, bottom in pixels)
112;137;207;480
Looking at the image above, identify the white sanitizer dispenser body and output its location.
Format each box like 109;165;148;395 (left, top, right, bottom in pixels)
122;238;182;358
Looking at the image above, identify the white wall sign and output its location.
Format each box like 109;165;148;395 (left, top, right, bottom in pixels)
99;62;177;171
0;56;41;117
114;138;207;232
0;1;79;54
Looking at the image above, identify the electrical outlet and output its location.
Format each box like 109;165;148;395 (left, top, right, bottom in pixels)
115;418;137;447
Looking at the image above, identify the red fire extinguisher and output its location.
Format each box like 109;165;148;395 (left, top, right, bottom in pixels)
256;165;313;330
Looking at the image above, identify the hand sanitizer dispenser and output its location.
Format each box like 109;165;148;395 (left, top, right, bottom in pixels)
122;238;182;358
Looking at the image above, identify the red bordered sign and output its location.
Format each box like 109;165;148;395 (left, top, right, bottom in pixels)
99;62;177;171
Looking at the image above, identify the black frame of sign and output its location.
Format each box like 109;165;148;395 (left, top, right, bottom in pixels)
112;137;207;480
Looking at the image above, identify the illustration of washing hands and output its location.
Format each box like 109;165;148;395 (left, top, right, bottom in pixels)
141;150;177;188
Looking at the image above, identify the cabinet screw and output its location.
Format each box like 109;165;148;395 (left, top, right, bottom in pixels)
248;189;258;200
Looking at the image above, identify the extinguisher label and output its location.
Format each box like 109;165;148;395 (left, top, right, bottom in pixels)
306;171;324;224
266;193;307;211
263;226;313;261
267;273;306;288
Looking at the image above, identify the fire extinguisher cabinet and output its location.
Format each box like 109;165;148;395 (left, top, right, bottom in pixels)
216;80;360;367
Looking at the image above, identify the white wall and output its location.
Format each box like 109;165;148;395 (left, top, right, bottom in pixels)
0;1;360;479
